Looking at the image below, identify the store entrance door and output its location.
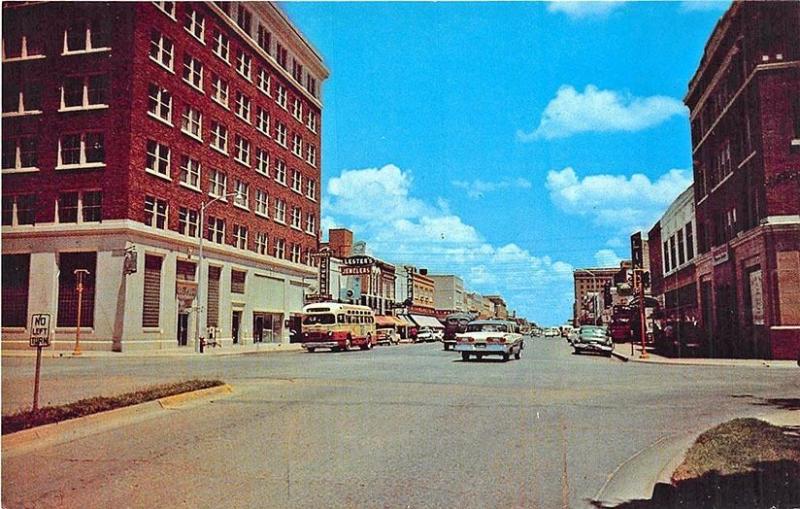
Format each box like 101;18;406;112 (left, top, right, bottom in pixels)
232;311;242;344
177;312;189;346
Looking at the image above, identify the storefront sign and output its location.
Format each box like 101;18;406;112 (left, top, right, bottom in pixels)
341;266;372;276
749;269;764;326
343;255;375;266
712;245;729;266
176;280;198;312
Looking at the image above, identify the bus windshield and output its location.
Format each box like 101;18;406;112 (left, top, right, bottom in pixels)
303;314;336;325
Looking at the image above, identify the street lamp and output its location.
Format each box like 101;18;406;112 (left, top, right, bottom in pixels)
194;191;244;353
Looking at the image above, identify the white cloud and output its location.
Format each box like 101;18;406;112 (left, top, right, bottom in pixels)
606;237;624;248
594;249;623;267
679;1;730;12
547;1;627;19
546;166;693;235
323;164;575;322
518;84;687;141
452;178;532;199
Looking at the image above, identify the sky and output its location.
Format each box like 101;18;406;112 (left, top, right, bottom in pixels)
281;0;730;326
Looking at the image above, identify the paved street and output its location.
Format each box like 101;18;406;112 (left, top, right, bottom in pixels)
3;337;799;509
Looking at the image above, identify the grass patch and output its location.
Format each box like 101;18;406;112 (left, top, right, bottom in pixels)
2;379;224;435
672;417;800;481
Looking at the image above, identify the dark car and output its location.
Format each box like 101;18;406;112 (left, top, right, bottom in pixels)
573;326;613;357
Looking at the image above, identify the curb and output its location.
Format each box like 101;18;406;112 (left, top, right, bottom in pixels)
1;344;305;358
2;384;233;458
611;350;630;362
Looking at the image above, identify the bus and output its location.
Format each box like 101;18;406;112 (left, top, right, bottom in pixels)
442;312;475;350
299;302;376;352
609;305;632;343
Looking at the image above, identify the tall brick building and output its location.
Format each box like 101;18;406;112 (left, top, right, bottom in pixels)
2;2;328;351
685;0;799;359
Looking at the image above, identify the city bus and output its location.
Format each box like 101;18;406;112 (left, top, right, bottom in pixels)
299;302;376;352
609;305;633;343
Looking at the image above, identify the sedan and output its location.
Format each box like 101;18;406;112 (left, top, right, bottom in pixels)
573;326;613;357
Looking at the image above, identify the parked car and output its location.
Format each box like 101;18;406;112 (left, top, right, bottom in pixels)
455;320;524;362
544;328;560;338
416;327;440;343
573;325;613;356
567;327;580;345
375;328;399;346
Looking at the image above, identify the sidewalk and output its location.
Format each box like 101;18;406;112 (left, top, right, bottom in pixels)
1;342;304;359
610;342;799;369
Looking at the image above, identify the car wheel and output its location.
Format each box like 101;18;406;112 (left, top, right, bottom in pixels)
344;339;351;351
475;354;483;360
331;347;340;352
443;343;450;351
573;349;580;355
461;352;470;361
514;350;521;360
502;353;510;362
307;347;315;353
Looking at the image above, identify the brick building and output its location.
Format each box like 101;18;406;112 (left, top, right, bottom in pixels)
685;0;799;359
573;267;618;325
2;2;328;351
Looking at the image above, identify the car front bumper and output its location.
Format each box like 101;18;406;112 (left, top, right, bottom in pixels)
302;341;341;349
574;342;613;353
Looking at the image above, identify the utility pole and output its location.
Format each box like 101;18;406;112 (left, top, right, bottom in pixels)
636;268;648;359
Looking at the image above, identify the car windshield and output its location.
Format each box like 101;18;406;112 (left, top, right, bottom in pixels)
580;327;606;335
302;314;336;325
466;323;508;333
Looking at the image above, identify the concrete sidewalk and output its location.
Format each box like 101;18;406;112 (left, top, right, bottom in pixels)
610;342;799;369
1;342;304;359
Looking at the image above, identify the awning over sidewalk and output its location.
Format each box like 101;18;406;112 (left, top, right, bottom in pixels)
375;315;403;328
395;314;415;327
409;314;444;329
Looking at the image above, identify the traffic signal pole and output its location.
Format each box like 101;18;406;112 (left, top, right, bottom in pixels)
636;268;648;359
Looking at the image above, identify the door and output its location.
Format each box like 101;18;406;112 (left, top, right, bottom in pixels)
177;312;189;346
232;311;242;344
253;314;264;343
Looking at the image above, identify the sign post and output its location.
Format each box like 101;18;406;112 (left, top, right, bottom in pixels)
30;313;51;412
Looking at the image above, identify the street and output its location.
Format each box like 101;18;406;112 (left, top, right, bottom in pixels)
3;338;798;509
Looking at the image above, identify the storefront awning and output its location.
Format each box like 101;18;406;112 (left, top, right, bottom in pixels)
395;314;415;327
375;315;403;327
409;314;444;329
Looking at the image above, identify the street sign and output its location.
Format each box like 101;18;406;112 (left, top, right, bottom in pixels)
29;314;51;347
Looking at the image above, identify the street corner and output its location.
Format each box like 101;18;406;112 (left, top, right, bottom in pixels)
158;383;234;408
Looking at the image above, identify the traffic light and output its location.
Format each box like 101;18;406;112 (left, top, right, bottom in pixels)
603;281;612;307
641;271;651;288
630;232;643;269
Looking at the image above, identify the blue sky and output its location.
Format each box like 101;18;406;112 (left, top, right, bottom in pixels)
281;1;729;325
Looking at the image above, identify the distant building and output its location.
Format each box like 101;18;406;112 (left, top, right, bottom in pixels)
430;274;465;313
395;265;436;316
573;267;619;325
685;0;800;359
484;295;508;320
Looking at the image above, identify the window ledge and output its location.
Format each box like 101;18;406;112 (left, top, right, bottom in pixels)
59;104;109;113
2;167;40;174
292;152;303;159
791;139;800;146
183;80;205;94
233;202;250;212
290;225;302;232
2;110;42;118
305;230;317;237
150;58;176;75
62;47;111;56
145;169;172;182
255;171;270;179
185;29;206;45
55;162;106;170
291;188;303;195
56;327;96;333
210;145;229;157
275;219;286;225
181;129;203;143
142;327;163;333
237;72;252;83
255;211;270;219
276;181;288;188
235;115;251;125
3;55;46;63
179;181;202;193
234;158;250;168
147;112;174;128
307;126;318;135
211;98;230;110
306;196;317;202
208;193;228;203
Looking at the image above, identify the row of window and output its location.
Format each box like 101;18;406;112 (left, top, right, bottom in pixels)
662;222;695;275
2;132;105;172
2;191;102;226
2;17;111;63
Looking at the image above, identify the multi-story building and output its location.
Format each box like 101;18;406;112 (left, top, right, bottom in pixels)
430;274;465;314
484;295;508;320
464;292;486;318
395;266;436;314
2;2;328;351
573;267;618;325
685;0;799;359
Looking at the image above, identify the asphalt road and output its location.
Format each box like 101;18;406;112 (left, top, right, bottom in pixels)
3;337;799;508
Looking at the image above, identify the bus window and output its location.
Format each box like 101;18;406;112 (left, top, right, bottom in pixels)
302;314;335;325
338;314;345;323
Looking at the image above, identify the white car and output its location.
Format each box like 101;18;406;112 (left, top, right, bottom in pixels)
416;327;442;342
455;320;524;362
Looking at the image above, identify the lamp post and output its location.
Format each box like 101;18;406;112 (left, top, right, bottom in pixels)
195;191;244;353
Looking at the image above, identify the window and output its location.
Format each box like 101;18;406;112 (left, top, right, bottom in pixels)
276;85;287;109
307;111;317;132
208;169;227;197
233;179;249;208
179;207;200;237
306;179;316;200
211;75;229;107
255;232;268;255
144;196;168;229
663;240;670;273
275;122;287;147
275;43;288;69
57;252;96;328
234;135;250;165
64;21;110;53
235;91;251;122
3;31;44;61
291;207;301;229
2;137;38;171
274;199;286;223
206;265;220;327
306;145;317;167
82;191;102;222
292;98;302;121
256;107;270;135
306;75;318;98
147;83;172;123
677;228;686;266
258;68;271;96
2;254;30;327
292;59;303;83
207;216;225;243
149;30;174;71
182;54;204;90
179;155;201;189
231;269;246;294
2;82;42;115
152;1;176;17
306;213;316;235
210;121;228;153
236;50;252;80
792;94;800;142
146;140;171;178
58;132;104;167
257;25;271;53
61;75;108;110
181;106;203;140
669;236;677;272
233;224;248;249
58;192;79;223
274;238;285;259
212;30;229;62
685;222;694;260
184;7;205;42
255;149;270;176
291;169;302;192
275;159;286;184
2;194;37;225
255;189;269;216
142;254;163;328
236;5;252;33
290;244;301;263
292;134;303;157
